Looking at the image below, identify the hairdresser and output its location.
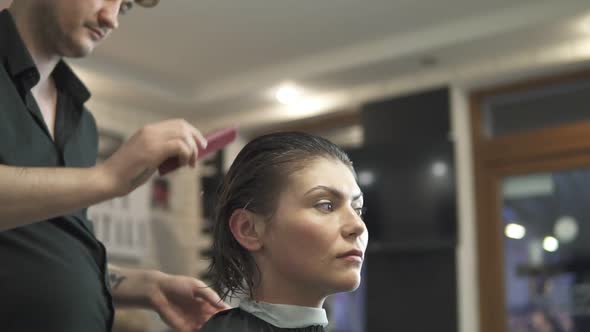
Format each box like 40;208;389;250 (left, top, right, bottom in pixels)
0;1;228;331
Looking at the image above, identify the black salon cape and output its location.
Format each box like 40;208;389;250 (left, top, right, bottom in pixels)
200;308;327;332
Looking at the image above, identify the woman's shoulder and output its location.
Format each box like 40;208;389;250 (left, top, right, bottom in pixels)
201;307;327;332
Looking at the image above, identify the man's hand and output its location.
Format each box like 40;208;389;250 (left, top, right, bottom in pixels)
99;119;207;197
109;266;230;332
149;273;230;332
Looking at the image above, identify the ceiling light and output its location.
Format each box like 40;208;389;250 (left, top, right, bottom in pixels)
543;236;559;252
275;85;302;105
554;216;579;243
505;223;526;240
294;98;321;112
284;97;328;118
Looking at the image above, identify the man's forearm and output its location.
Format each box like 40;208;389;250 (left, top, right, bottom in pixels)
108;265;161;308
0;164;115;231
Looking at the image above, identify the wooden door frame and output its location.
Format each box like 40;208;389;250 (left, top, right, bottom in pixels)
470;69;590;332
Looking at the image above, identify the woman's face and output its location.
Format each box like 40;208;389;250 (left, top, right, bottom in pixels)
258;157;368;299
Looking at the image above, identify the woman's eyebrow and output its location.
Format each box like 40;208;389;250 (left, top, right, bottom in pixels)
304;185;363;201
352;192;364;202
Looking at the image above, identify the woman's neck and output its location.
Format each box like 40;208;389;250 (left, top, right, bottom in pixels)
252;273;327;308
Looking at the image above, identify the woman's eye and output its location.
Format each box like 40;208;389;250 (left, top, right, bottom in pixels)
354;206;366;217
315;202;334;213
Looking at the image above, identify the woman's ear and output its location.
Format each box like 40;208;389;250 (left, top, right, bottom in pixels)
229;209;265;251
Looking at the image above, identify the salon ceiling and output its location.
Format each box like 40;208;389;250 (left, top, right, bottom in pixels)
65;0;590;133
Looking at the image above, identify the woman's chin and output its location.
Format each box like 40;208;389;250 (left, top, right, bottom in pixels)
330;275;362;293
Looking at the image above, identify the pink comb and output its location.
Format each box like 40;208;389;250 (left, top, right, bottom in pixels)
158;126;238;176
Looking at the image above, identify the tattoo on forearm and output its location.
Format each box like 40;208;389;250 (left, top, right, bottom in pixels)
109;273;127;290
130;168;153;188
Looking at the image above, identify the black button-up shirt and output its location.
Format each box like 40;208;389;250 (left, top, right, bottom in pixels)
0;9;114;331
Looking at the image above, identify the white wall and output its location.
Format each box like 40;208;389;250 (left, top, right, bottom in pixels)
451;86;480;332
88;184;152;262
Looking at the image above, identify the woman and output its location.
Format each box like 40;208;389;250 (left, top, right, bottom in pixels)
201;132;368;331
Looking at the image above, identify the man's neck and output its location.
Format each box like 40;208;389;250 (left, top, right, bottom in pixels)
8;5;60;84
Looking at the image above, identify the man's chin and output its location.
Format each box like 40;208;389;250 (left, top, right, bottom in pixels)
66;48;94;58
61;41;95;58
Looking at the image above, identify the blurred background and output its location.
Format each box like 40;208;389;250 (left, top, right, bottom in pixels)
3;0;590;331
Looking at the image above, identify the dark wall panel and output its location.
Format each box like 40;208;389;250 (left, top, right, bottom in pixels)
366;249;457;332
353;87;458;332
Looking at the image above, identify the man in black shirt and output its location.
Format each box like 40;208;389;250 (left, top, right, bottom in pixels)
0;1;228;331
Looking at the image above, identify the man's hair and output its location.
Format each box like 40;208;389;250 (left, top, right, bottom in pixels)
207;131;354;300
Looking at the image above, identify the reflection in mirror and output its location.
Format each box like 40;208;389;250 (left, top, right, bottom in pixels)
502;169;590;331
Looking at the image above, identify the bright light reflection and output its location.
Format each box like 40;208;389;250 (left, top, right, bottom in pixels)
275;85;302;105
358;170;375;187
431;161;447;177
505;223;526;239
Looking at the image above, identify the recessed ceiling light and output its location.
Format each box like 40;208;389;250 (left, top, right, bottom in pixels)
275;84;302;105
554;216;579;243
543;236;559;252
505;223;526;240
